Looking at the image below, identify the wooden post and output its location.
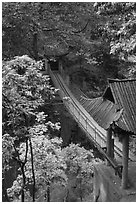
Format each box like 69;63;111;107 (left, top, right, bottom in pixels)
111;138;114;159
59;60;63;75
121;135;129;189
60;109;72;146
44;59;48;73
47;61;50;75
106;126;112;165
33;32;38;61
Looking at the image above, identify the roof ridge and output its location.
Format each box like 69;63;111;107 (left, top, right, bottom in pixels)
107;78;136;83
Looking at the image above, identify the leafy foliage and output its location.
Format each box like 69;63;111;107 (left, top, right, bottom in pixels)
93;2;136;77
7;135;67;202
2;2;136;201
63;143;102;201
2;55;56;138
2;56;57;201
3;2;136;81
2;2;91;59
4;107;101;202
6;135;101;202
2;134;14;172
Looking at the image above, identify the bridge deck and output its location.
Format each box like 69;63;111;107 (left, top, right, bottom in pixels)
49;69;135;176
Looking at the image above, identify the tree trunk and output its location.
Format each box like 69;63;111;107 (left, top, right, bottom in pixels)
47;182;50;202
33;32;38;61
79;183;83;201
29;137;36;202
21;166;26;202
13;141;28;202
2;178;10;202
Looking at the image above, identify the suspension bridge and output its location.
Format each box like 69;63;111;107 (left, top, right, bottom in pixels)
49;68;131;176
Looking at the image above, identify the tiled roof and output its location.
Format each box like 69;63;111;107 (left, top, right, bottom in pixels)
80;96;122;130
106;79;136;134
79;79;136;134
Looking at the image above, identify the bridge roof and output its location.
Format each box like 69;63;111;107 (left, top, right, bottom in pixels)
80;79;136;134
105;79;136;134
80;96;122;130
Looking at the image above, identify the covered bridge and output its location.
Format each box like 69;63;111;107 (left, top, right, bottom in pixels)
80;78;136;189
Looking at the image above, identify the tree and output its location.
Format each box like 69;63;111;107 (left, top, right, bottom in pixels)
2;2;100;60
2;55;57;201
6;129;102;202
3;3;136;199
2;55;56;136
7;133;67;202
63;143;102;201
2;2;40;59
3;2;136;81
4;105;102;202
93;2;136;78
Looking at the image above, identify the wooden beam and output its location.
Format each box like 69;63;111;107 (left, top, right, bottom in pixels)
121;135;129;189
110;138;114;159
106;126;112;165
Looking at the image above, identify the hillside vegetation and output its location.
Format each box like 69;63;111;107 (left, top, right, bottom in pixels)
2;2;136;202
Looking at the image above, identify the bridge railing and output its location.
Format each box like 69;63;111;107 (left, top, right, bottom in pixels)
49;69;122;158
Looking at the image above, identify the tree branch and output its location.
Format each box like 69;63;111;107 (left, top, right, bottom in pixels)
2;93;11;103
24;138;28;164
30;19;59;33
72;20;90;34
43;28;59;32
13;144;24;166
13;138;28;202
29;137;36;202
44;51;70;59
